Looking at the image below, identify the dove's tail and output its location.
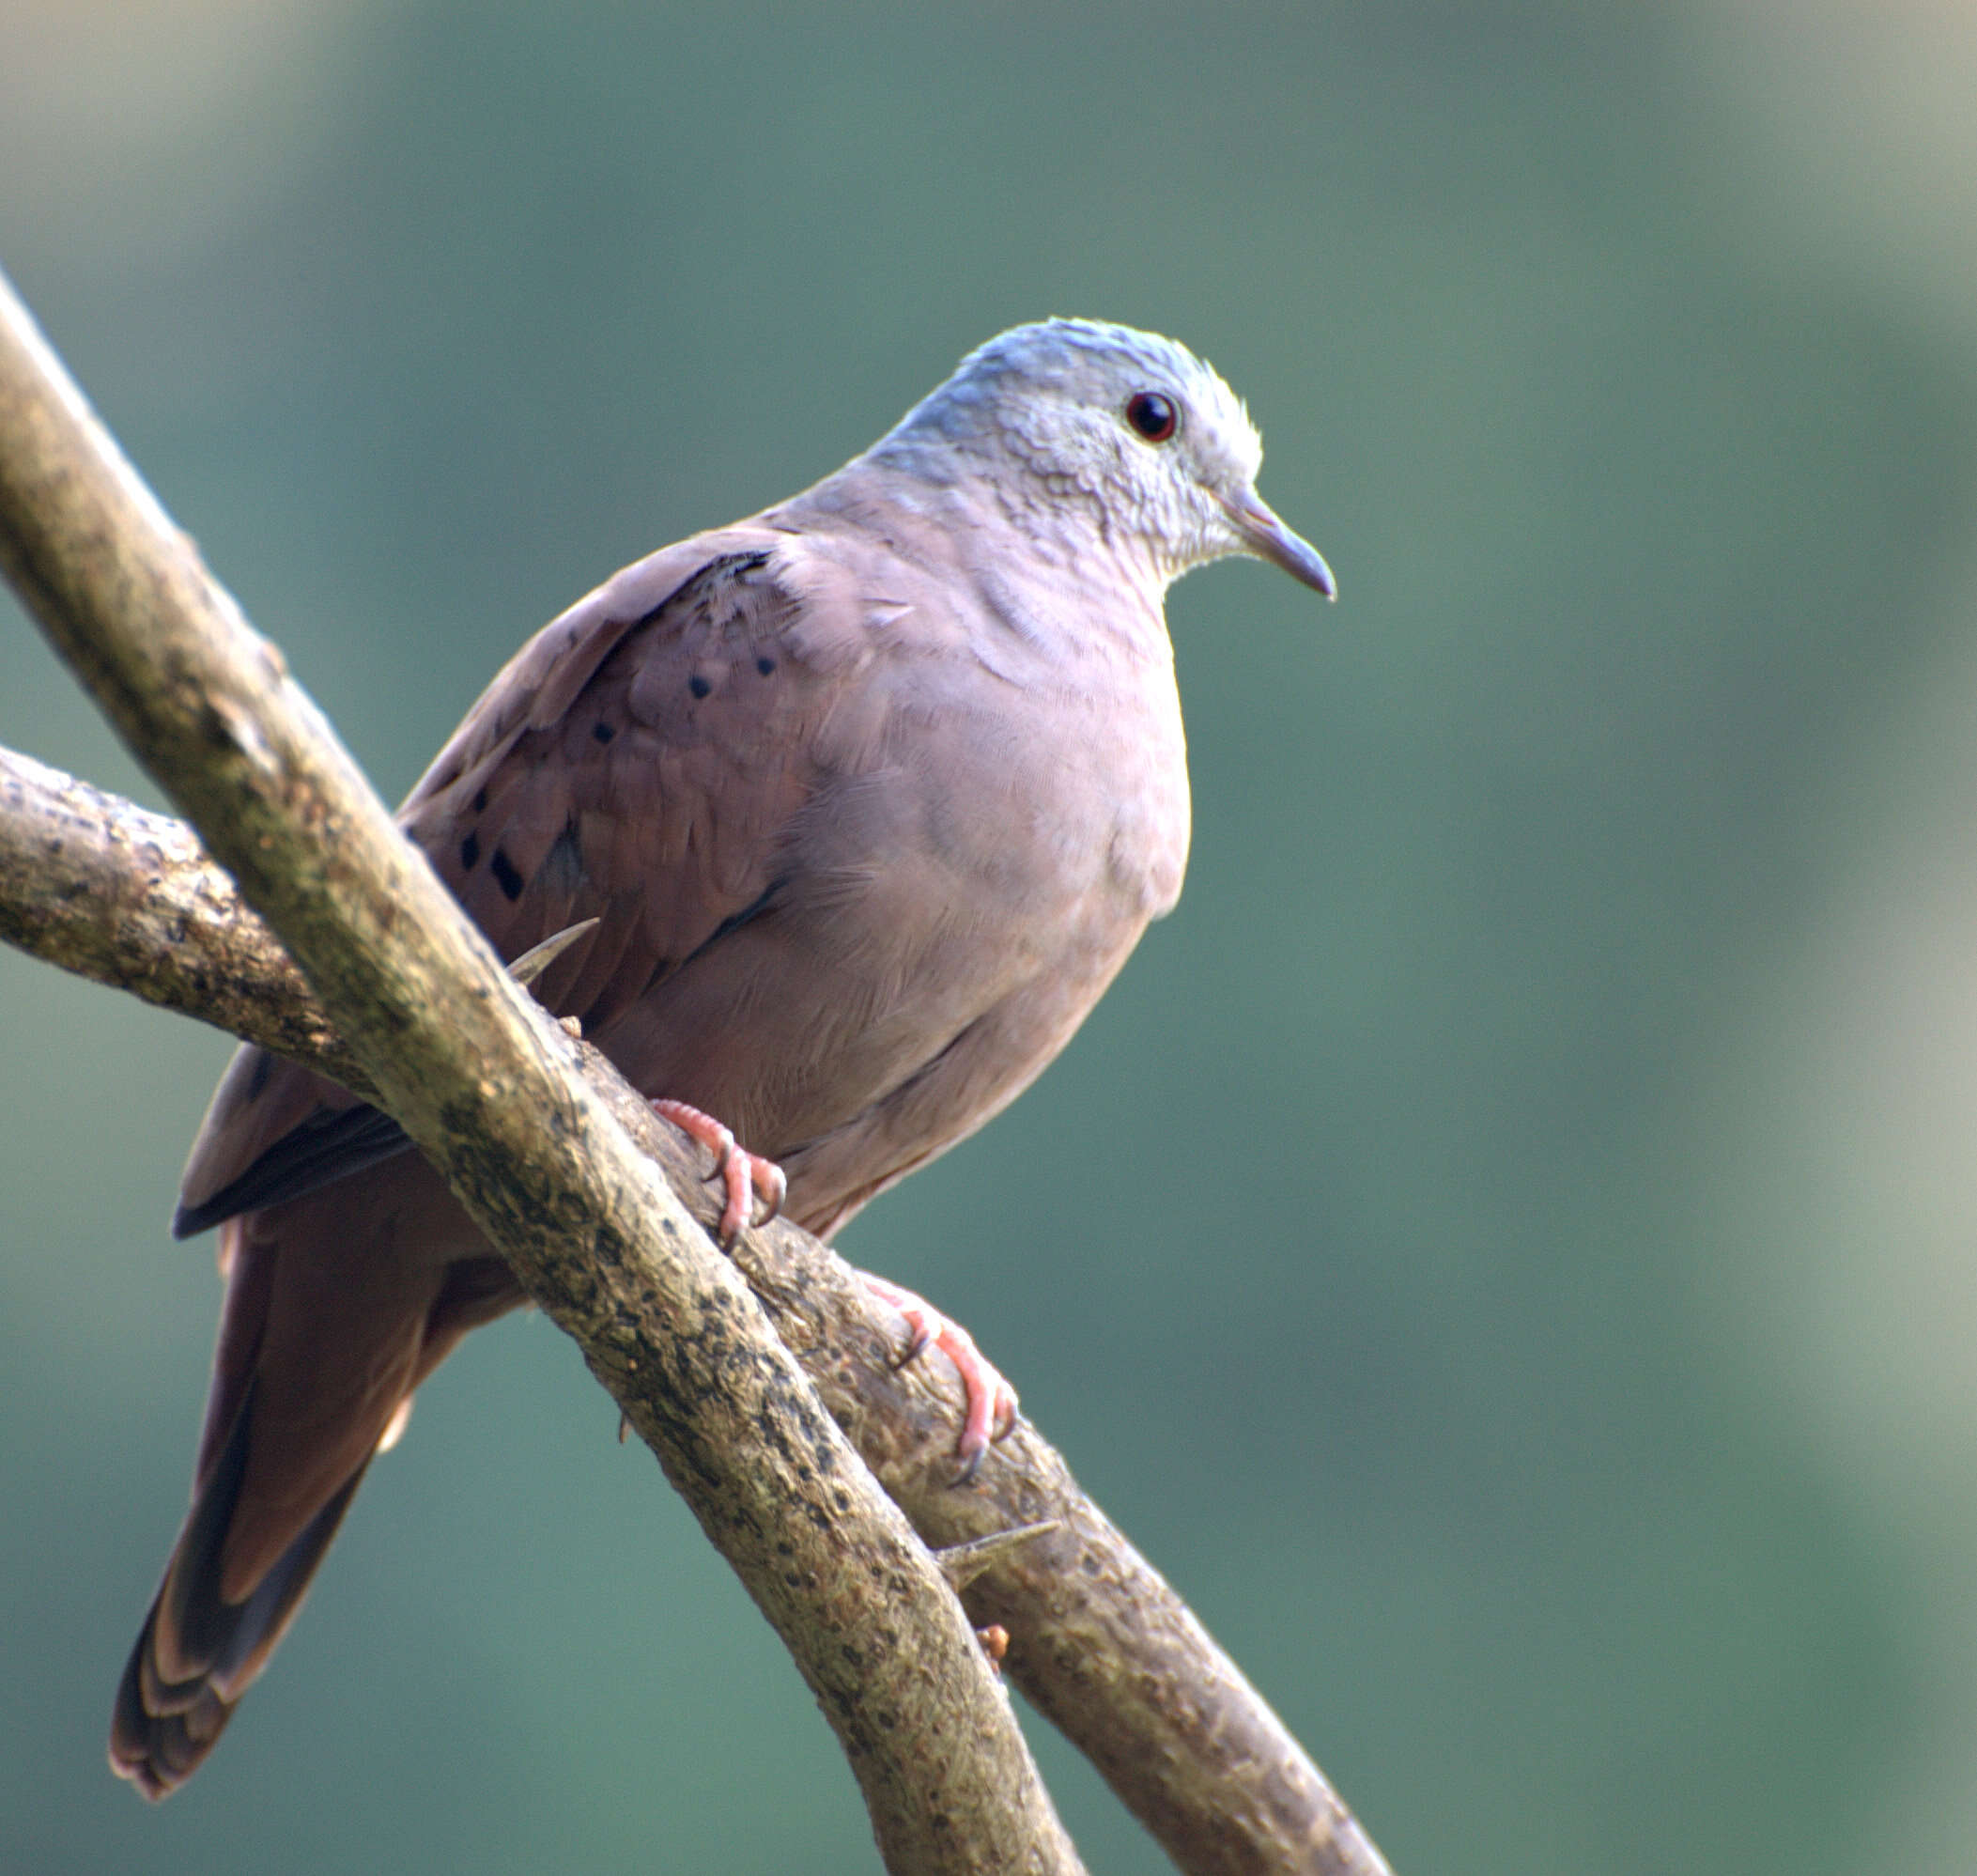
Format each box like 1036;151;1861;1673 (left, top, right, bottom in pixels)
109;1168;523;1799
109;1387;371;1797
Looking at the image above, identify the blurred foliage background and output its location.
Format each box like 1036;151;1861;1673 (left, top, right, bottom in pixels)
6;2;1977;1869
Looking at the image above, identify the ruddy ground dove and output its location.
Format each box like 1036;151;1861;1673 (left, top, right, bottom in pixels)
110;318;1335;1796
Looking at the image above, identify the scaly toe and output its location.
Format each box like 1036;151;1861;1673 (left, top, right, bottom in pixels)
857;1273;1019;1480
714;1151;754;1247
650;1098;786;1245
750;1156;787;1230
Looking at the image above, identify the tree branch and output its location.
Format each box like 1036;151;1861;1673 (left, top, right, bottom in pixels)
0;265;1393;1876
0;747;368;1091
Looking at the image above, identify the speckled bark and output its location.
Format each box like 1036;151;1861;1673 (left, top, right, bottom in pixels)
727;1214;1396;1876
0;264;1077;1876
0;262;1394;1876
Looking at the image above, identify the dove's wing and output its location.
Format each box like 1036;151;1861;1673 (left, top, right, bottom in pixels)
175;520;890;1233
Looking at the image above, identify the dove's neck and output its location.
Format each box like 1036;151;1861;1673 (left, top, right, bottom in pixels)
791;444;1174;667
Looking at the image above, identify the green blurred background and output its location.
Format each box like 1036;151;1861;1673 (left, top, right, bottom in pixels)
6;2;1977;1869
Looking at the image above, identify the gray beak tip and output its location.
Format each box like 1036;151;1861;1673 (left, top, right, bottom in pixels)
1224;493;1336;601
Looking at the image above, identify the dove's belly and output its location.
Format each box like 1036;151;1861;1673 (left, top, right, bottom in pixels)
595;650;1190;1234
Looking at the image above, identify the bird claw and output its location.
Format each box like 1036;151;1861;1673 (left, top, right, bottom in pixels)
650;1099;786;1245
857;1274;1019;1480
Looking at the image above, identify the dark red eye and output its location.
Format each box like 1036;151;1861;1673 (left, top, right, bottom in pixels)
1125;391;1178;442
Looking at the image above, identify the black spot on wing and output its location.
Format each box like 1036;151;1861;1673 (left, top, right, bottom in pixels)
489;846;525;902
756;656;776;676
460;830;480;871
687;674;711;700
592;721;615;744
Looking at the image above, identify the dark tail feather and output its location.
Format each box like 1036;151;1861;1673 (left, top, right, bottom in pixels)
109;1383;370;1800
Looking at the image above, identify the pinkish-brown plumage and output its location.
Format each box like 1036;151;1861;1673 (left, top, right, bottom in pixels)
112;319;1333;1797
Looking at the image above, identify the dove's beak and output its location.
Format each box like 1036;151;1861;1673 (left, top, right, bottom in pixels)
1223;493;1336;599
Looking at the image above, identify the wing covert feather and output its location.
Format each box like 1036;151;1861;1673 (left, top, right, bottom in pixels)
402;529;880;1031
181;519;903;1221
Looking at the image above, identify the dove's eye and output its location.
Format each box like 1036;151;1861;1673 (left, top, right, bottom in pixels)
1125;392;1178;442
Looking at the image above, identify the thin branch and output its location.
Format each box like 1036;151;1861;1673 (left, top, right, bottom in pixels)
0;264;1079;1876
0;746;368;1092
0;264;1395;1876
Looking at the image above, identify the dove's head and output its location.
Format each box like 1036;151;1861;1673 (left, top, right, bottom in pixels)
879;318;1334;598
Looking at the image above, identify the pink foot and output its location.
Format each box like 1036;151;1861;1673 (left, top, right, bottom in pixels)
652;1099;787;1246
859;1273;1019;1479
